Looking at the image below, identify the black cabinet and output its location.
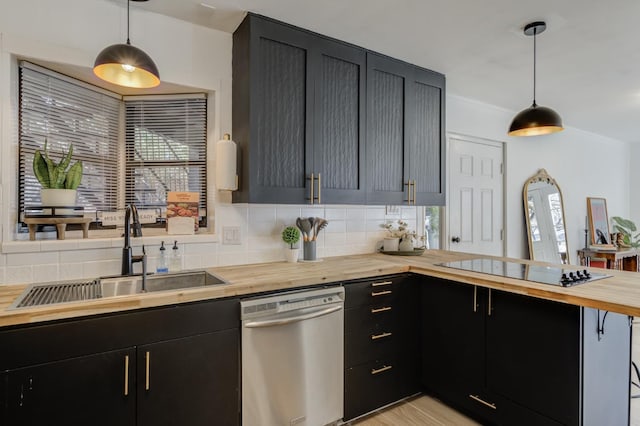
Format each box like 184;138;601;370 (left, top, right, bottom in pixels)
4;348;136;426
0;298;240;426
233;13;445;205
421;277;631;426
366;53;445;206
343;274;419;421
233;14;366;204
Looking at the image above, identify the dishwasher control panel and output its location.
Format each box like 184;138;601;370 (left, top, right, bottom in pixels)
240;286;344;319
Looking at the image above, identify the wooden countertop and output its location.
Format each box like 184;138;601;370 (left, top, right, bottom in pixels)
1;250;639;328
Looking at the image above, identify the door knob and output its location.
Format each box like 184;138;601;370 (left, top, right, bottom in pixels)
451;236;461;243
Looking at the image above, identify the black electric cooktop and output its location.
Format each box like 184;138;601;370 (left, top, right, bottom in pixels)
438;258;611;287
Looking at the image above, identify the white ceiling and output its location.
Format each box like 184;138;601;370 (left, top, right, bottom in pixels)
124;0;640;143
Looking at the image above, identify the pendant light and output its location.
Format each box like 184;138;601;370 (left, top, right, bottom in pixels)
508;21;563;137
93;0;160;88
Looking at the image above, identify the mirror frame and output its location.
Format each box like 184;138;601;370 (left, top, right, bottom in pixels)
523;168;570;264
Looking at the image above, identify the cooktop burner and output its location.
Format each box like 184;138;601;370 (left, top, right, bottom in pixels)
438;258;611;287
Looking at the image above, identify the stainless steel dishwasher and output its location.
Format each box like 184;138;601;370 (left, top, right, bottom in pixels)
241;286;344;426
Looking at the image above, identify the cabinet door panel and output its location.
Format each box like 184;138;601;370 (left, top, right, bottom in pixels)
5;348;135;426
314;40;366;203
410;68;445;205
366;53;409;205
137;329;239;426
421;279;484;405
486;290;580;426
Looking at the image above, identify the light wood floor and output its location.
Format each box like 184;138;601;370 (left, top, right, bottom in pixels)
350;395;480;426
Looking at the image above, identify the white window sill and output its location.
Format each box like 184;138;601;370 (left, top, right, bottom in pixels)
2;231;219;254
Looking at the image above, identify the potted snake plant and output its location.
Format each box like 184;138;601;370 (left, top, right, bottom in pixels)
32;140;83;210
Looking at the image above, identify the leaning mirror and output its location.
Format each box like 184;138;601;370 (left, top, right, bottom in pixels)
523;169;570;264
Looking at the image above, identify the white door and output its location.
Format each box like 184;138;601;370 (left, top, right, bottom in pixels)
448;135;504;256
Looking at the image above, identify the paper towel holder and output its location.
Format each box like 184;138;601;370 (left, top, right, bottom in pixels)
216;133;238;191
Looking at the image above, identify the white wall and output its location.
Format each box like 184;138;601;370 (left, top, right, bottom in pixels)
631;144;640;228
447;94;631;262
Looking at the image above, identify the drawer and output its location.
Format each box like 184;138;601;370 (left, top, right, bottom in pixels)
344;356;409;421
345;326;398;367
344;277;400;309
345;303;398;333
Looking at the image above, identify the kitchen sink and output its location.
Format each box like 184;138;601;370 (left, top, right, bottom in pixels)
9;270;227;309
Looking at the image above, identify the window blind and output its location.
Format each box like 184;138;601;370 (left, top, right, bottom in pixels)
18;62;120;215
124;96;207;219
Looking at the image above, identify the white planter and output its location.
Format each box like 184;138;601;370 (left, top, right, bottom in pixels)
40;189;77;215
285;248;299;263
383;237;400;252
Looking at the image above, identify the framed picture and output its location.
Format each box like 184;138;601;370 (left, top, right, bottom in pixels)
587;197;613;247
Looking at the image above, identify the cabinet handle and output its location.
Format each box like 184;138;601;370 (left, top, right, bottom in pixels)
145;351;151;391
371;290;392;296
488;289;492;316
469;394;497;410
473;286;478;313
317;173;321;204
371;306;392;314
124;355;130;396
371;281;393;287
405;181;412;204
371;365;393;375
412;180;417;205
371;331;392;340
308;173;315;204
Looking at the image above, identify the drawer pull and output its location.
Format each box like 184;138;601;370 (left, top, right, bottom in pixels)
371;306;392;314
469;394;497;410
371;365;393;375
371;281;393;287
371;290;392;297
371;331;392;340
145;351;151;391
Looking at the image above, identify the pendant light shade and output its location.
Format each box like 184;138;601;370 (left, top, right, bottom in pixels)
508;21;563;137
93;0;160;88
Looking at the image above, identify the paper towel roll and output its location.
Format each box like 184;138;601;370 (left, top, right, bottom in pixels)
216;133;237;190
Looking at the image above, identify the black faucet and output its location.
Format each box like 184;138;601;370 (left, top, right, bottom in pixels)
122;204;146;277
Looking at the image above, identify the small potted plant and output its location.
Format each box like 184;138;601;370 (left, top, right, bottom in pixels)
32;140;83;208
282;226;301;263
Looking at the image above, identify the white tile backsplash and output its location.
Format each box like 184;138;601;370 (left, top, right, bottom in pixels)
0;204;421;285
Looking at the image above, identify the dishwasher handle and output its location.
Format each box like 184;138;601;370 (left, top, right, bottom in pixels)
244;304;342;328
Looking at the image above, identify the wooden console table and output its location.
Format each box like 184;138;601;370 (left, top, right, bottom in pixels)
577;248;639;272
23;217;92;241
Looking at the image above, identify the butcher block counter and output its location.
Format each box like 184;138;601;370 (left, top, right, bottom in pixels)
0;249;639;328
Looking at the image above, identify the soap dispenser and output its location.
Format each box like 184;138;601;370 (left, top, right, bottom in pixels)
156;241;169;274
170;240;182;272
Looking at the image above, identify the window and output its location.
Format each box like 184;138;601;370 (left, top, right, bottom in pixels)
18;62;208;230
424;206;441;249
18;62;120;215
124;96;207;221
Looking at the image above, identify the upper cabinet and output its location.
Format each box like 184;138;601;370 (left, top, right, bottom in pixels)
366;53;445;206
232;14;444;206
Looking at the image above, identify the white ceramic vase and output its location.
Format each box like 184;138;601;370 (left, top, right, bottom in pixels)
285;248;299;263
383;237;400;251
399;238;414;252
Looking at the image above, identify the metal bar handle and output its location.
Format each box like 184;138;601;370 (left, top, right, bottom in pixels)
371;290;392;296
317;173;321;204
145;351;150;391
124;355;130;396
371;281;393;287
412;180;417;205
244;305;342;328
308;174;315;204
469;394;497;410
371;331;392;340
473;286;478;313
488;289;493;316
404;181;412;204
371;365;393;375
371;306;392;314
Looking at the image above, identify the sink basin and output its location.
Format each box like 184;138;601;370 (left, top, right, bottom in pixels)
10;270;227;309
99;270;227;297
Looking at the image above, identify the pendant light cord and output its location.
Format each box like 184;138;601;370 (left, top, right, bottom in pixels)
126;0;131;45
532;27;537;107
